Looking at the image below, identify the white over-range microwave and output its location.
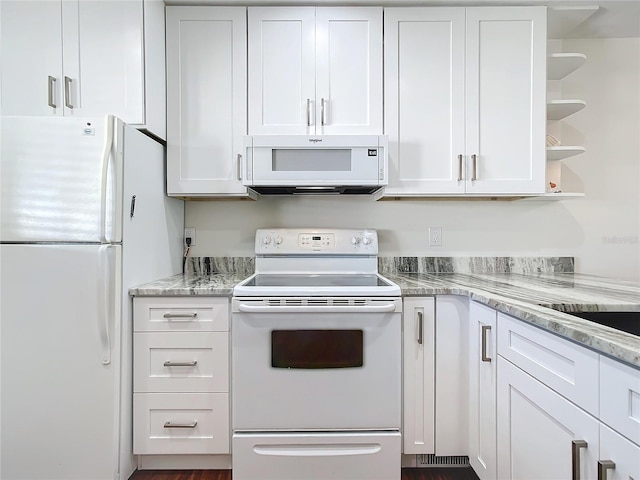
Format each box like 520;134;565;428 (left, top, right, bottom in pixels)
241;135;388;196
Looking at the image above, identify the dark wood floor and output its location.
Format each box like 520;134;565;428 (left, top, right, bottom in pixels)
130;467;479;480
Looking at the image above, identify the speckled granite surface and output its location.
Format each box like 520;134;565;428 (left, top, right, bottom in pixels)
129;260;640;368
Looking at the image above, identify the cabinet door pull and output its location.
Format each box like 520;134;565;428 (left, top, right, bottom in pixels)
597;460;615;480
472;154;478;181
306;98;312;126
64;76;74;109
164;421;197;429
457;154;463;181
163;312;198;319
572;440;588;480
321;98;327;126
237;154;242;181
481;325;492;362
417;311;423;345
163;360;198;367
47;76;57;108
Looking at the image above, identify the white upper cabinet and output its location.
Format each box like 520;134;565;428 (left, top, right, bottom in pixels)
384;8;466;195
1;0;161;135
165;6;248;197
384;7;547;196
248;7;383;135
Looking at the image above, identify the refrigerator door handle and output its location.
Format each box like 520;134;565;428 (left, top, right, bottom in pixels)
97;245;112;365
99;115;115;243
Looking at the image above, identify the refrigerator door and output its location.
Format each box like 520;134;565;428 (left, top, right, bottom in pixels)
0;116;116;243
0;244;121;480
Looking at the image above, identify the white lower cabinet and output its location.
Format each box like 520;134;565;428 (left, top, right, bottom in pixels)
495;311;640;480
134;393;230;455
468;302;497;480
402;297;435;454
497;355;600;480
133;297;230;455
434;296;470;455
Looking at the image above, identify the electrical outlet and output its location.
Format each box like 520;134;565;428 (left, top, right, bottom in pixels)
184;227;196;247
429;227;442;247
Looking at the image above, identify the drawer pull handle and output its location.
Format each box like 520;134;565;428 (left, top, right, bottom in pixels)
572;440;588;480
164;421;197;429
163;312;198;319
598;460;616;480
481;325;492;362
163;360;197;367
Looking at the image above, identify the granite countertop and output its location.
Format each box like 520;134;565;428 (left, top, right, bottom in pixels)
130;271;640;368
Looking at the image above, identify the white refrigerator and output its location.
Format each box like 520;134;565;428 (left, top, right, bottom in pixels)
0;116;184;480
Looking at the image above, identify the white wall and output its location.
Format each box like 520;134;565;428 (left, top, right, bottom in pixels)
186;37;640;281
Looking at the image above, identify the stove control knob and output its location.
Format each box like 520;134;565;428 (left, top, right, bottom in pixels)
351;236;361;245
362;236;373;245
274;235;283;245
262;235;272;245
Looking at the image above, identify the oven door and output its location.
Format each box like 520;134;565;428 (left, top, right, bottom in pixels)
231;297;402;431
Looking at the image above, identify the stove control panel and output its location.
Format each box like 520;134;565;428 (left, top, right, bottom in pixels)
255;229;378;254
299;233;335;249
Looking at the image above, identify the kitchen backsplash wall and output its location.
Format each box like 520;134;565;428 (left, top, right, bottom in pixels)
378;257;574;274
185;38;639;281
184;256;573;276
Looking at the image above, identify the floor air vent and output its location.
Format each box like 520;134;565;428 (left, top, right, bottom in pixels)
417;454;470;467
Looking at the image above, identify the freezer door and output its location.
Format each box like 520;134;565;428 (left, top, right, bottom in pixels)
0;244;121;480
0;116;116;242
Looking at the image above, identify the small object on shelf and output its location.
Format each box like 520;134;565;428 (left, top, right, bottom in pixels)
546;134;561;147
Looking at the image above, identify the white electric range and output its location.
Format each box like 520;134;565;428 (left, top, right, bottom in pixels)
231;228;402;480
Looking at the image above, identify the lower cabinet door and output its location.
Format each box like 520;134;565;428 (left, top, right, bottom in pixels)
468;301;497;480
599;424;640;480
496;356;599;480
133;393;229;454
232;432;401;480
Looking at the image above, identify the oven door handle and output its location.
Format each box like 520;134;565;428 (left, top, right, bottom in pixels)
237;303;398;314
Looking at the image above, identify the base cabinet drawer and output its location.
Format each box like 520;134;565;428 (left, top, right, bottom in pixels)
133;393;230;454
134;297;229;332
497;313;599;416
134;332;229;393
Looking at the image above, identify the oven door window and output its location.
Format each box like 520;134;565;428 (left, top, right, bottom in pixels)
271;330;363;369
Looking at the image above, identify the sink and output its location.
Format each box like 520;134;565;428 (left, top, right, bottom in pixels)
569;311;640;336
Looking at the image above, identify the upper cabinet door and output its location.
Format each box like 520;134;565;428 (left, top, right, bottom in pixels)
248;7;315;135
384;8;465;195
166;6;248;197
1;1;64;116
248;6;382;135
1;0;151;130
62;0;144;122
315;7;383;135
465;7;547;194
